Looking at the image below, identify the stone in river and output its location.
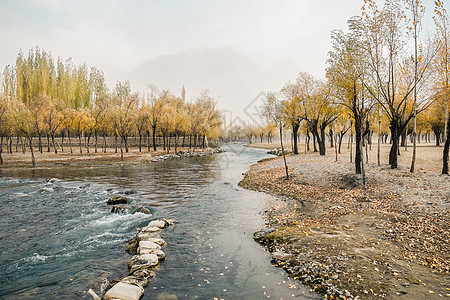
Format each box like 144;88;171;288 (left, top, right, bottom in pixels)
136;231;161;242
140;207;151;214
148;220;166;228
104;282;144;300
132;268;156;280
107;196;128;205
128;254;159;273
140;225;161;233
120;275;151;288
143;237;166;246
143;249;166;260
138;240;161;255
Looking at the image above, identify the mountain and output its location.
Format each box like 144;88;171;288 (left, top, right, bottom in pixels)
128;47;301;124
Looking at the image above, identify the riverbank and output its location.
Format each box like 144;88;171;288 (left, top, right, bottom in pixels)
240;142;449;299
0;147;222;167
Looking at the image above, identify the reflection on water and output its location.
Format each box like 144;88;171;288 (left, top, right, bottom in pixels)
0;145;318;299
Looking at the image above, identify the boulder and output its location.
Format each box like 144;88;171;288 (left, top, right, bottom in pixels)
148;220;166;229
136;231;161;242
140;226;161;233
126;238;138;255
143;249;166;260
139;240;161;255
111;205;128;214
132;268;156;280
120;275;150;288
107;196;128;205
144;238;166;246
128;254;159;273
140;207;151;214
253;228;275;241
104;282;144;300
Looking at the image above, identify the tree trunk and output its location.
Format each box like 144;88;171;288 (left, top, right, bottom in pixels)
338;133;344;154
0;136;3;165
61;130;65;152
292;122;300;155
433;130;442;146
47;135;50;152
175;133;178;153
317;126;326;156
139;133;142;152
115;135;118;153
38;134;43;153
94;132;98;153
103;134;107;153
152;127;157;151
306;130;310;152
329;128;334;148
312;132;318;152
28;136;35;166
86;134;91;153
68;129;73;154
52;134;57;153
279;122;289;180
389;122;400;169
78;133;83;153
163;132;166;151
120;136;124;161
443;117;450;175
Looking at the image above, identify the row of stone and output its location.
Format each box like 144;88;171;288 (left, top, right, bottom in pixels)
149;148;224;162
88;219;174;300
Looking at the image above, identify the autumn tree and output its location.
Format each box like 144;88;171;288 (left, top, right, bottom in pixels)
360;0;435;169
297;73;339;156
111;81;136;160
281;81;304;154
262;91;289;179
327;21;375;173
434;0;450;174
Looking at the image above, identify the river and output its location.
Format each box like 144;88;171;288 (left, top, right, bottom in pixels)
0;144;318;299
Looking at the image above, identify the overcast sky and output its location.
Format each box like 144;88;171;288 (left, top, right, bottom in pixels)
0;0;446;120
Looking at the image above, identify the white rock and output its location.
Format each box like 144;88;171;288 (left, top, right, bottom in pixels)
104;282;144;300
138;240;161;255
128;254;159;273
148;220;166;229
136;231;161;242
143;249;166;260
145;238;166;246
271;251;293;261
140;226;161;233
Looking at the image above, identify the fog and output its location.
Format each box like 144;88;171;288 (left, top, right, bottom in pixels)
0;0;443;124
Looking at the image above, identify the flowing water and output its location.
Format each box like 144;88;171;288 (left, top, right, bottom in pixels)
0;144;318;300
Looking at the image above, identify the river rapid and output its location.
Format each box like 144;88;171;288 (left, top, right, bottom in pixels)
0;144;318;299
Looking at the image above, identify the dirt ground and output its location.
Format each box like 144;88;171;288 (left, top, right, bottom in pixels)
0;146;208;166
240;141;449;299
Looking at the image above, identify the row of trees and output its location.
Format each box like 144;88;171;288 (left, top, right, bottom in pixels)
0;48;222;165
262;0;450;175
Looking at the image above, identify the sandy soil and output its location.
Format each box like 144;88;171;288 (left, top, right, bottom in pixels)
240;141;449;299
0;147;209;167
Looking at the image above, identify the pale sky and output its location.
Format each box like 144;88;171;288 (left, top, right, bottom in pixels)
0;0;446;122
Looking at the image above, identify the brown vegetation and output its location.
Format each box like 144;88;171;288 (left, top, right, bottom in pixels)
240;142;449;299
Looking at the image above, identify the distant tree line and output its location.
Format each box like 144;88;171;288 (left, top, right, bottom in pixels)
0;47;222;165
